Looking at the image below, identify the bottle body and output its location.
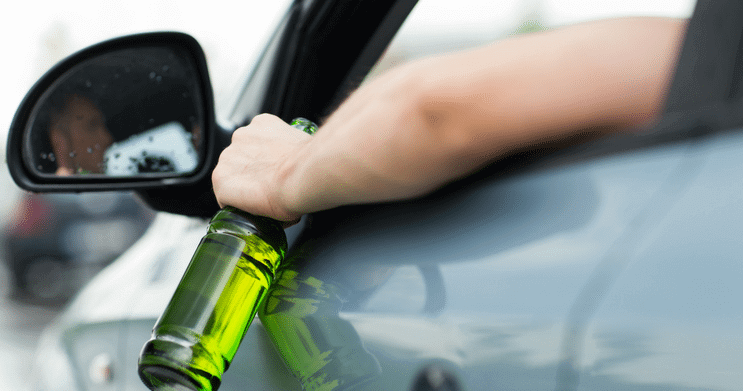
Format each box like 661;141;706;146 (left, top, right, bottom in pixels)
139;207;287;391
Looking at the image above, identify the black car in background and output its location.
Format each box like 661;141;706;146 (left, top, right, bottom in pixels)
2;191;153;304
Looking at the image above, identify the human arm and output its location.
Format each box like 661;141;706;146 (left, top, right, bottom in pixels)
212;17;687;222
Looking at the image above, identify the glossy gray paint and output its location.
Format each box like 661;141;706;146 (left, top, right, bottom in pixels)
285;127;742;390
34;127;743;391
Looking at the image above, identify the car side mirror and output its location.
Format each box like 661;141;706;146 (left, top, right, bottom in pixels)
6;32;217;192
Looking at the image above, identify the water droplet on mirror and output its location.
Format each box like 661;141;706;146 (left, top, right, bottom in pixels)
40;152;47;159
149;72;156;79
148;136;154;142
162;65;169;72
49;153;55;162
156;75;162;82
69;151;77;158
149;118;155;124
114;153;121;159
85;80;92;87
87;147;93;153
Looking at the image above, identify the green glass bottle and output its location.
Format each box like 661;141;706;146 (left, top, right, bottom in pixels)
138;118;317;391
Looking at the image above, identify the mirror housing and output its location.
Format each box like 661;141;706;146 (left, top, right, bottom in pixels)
6;32;223;217
7;32;215;188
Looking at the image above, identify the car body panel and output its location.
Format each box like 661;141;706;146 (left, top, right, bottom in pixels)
33;126;743;390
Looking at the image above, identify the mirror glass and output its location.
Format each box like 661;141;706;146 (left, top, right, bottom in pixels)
24;46;205;178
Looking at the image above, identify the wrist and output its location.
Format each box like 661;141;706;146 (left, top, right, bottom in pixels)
273;147;306;220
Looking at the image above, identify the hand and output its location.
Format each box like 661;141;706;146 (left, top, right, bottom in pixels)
212;114;312;224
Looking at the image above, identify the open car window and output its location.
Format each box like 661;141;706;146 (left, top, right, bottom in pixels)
364;0;743;191
372;0;694;76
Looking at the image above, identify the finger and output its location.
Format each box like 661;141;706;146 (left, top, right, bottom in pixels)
250;113;282;126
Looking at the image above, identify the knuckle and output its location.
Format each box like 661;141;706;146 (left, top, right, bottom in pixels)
231;126;249;142
251;113;275;123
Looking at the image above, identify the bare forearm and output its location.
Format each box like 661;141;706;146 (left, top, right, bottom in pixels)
419;17;687;169
279;17;687;216
278;61;435;214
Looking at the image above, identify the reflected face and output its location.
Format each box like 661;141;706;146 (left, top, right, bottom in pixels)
49;94;114;175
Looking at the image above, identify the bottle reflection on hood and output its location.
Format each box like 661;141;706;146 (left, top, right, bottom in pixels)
259;239;384;391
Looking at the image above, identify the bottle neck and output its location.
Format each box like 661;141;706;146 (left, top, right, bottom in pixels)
210;206;288;253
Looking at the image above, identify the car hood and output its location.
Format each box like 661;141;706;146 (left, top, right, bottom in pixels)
59;212;207;325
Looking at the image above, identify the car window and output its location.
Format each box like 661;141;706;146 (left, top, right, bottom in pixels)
371;0;695;76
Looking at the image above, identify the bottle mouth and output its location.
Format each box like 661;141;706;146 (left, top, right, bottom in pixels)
139;365;201;391
138;338;221;391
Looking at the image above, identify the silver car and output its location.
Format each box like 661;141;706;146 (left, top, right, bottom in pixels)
7;0;742;390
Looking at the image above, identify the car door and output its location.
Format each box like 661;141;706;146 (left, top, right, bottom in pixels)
234;1;741;390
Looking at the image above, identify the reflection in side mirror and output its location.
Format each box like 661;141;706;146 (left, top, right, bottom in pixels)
105;121;199;175
24;46;205;178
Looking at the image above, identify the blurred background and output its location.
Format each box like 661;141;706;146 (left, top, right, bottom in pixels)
0;1;291;389
1;0;693;389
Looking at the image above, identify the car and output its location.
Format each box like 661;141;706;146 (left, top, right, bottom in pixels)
1;191;154;304
6;0;742;390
